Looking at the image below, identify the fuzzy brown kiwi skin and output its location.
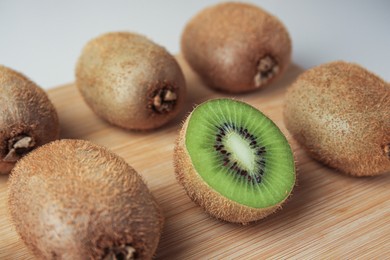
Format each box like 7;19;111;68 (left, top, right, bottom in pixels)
8;139;164;260
174;113;287;225
76;32;186;131
181;2;292;93
284;61;390;177
0;65;59;174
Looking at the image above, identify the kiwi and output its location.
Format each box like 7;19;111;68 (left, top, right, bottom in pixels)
284;61;390;176
181;2;292;93
76;32;186;130
8;139;163;259
174;99;295;224
0;65;59;174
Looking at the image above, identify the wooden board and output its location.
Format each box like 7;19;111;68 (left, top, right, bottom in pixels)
0;56;389;259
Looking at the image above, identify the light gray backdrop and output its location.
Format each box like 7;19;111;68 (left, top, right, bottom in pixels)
1;0;389;89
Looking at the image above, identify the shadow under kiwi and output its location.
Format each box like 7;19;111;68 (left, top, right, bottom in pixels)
174;55;303;116
153;150;320;259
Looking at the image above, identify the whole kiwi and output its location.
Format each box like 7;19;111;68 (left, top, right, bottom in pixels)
284;61;390;176
181;2;292;93
0;65;59;174
76;32;186;130
8;139;163;260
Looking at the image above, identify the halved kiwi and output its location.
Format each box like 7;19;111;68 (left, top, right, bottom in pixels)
8;139;163;259
174;99;295;224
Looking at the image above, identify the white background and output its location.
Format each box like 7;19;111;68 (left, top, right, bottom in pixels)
1;0;389;89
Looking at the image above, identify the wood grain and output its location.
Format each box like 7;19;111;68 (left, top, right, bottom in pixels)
0;57;389;259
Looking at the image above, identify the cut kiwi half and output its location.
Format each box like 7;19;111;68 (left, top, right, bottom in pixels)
174;99;295;224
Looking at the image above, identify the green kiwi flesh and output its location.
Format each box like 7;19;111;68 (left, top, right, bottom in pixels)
0;65;59;174
181;2;292;93
76;32;186;130
174;99;295;224
8;139;163;260
284;61;390;176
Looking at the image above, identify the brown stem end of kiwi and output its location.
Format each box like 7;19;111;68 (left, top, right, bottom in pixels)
3;136;36;162
103;245;137;260
151;87;177;114
254;55;279;87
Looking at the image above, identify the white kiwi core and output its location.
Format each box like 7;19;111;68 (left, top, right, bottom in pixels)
225;132;255;172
